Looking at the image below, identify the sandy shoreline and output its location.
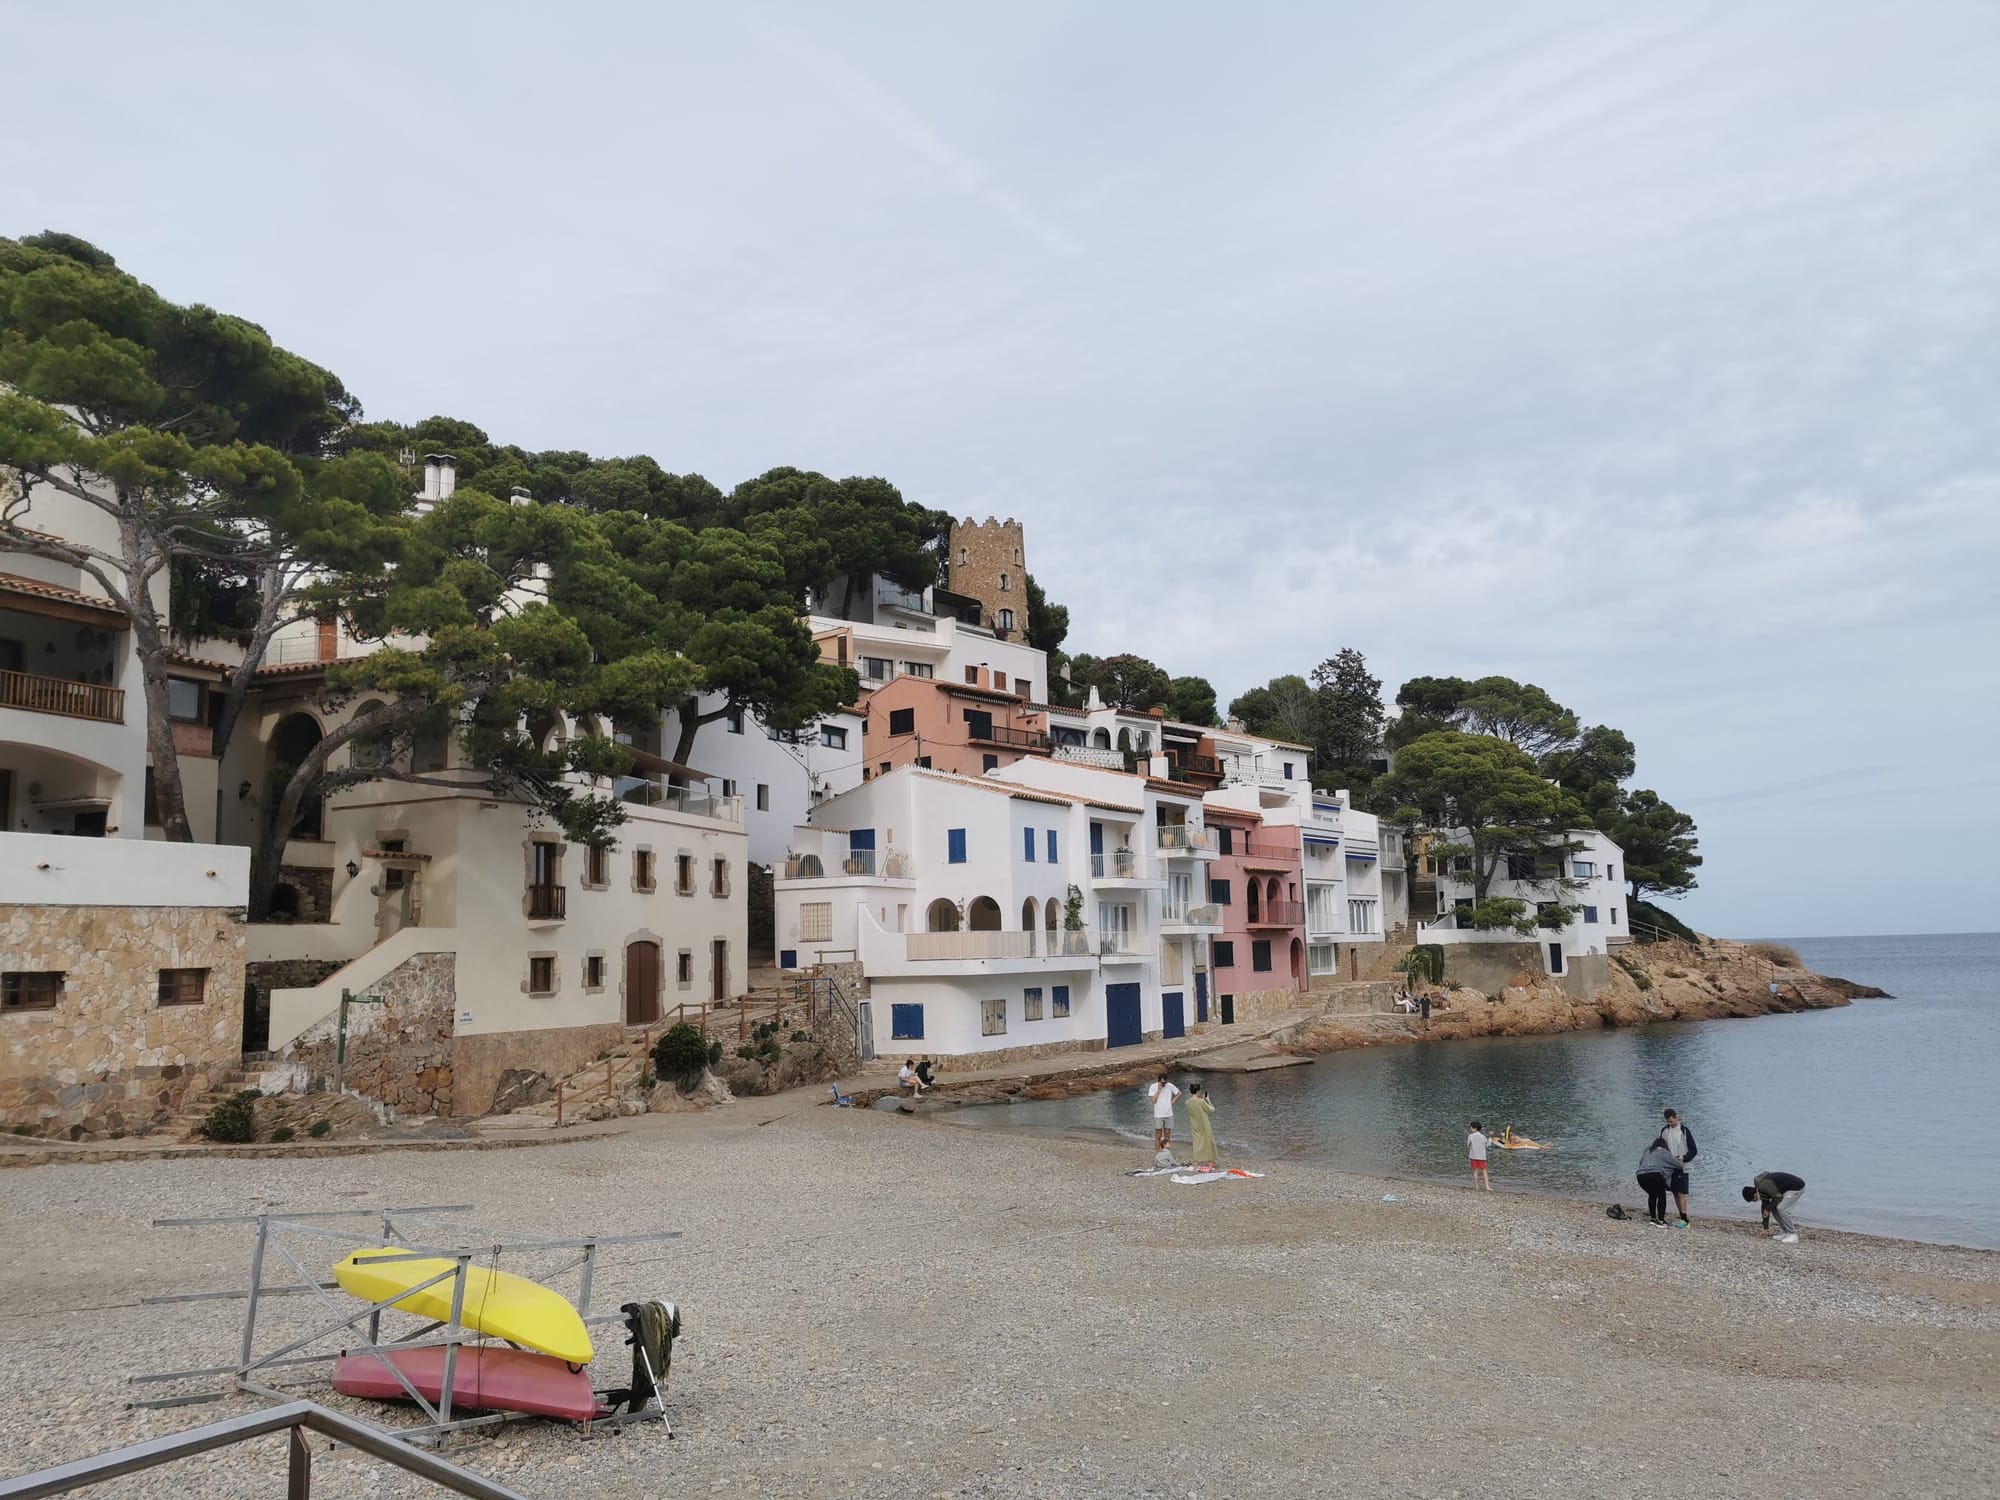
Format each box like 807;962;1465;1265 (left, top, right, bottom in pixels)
0;1104;1993;1499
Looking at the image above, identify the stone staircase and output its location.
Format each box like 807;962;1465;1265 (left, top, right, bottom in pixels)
165;1068;256;1140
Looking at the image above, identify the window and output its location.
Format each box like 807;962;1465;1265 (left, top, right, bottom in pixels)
144;766;159;826
822;725;848;750
965;667;979;684
998;573;1009;592
958;547;968;566
1023;986;1044;1021
1573;860;1597;879
877;763;890;778
1282;761;1294;780
673;853;694;894
721;779;737;798
583;954;605;988
1309;942;1336;975
712;857;730;895
981;998;1008;1036
902;661;934;679
1020;828;1036;862
1607;863;1616;883
1611;908;1619;926
1582;905;1600;924
632;849;656;891
1506;854;1535;881
676;950;693;988
726;707;744;734
1213;940;1236;968
915;756;932;769
1216;828;1235;856
1052;984;1071;1018
530;840;559;888
0;966;80;1029
997;608;1014;631
993;672;1007;691
1019;682;1033;702
1252;940;1272;973
1210;878;1232;906
861;656;892;681
965;709;993;737
892;1002;926;1039
756;784;769;812
528;956;555;994
800;902;832;943
888;707;916;736
1452;856;1473;874
382;837;410;891
1046;829;1058;862
166;678;203;721
982;754;998;772
582;844;607;887
947;828;967;864
156;968;208;1006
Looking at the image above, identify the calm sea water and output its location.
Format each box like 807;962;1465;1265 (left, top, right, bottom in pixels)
952;932;2000;1249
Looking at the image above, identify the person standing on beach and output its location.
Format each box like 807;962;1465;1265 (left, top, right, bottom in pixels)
1661;1108;1698;1226
1148;1072;1181;1155
1185;1082;1218;1171
1636;1137;1681;1226
1468;1120;1492;1190
1743;1171;1807;1242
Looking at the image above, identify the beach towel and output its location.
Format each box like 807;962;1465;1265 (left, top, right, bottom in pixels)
1170;1168;1267;1184
1127;1163;1187;1177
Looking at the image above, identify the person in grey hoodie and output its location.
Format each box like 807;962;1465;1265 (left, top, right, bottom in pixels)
1635;1138;1682;1226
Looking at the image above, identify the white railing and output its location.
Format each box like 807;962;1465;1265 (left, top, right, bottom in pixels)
839;849;910;878
1053;745;1125;770
1163;903;1222;927
1157;826;1212;854
905;929;1094;961
1091;849;1145;879
1097;932;1157;959
617;779;744;824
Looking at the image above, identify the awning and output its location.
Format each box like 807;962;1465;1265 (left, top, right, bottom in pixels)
1303;836;1341;848
1345;850;1377;862
622;746;712;780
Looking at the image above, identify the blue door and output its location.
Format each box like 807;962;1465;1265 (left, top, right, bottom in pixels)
1195;972;1209;1023
1105;983;1143;1048
1162;991;1185;1039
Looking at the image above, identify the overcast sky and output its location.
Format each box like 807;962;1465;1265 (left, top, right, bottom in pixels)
5;2;1997;938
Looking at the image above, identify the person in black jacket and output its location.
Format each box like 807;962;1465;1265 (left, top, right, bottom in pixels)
1742;1170;1807;1242
1661;1108;1698;1226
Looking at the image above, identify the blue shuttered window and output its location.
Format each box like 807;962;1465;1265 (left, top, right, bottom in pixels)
947;828;967;864
890;1003;925;1039
1023;827;1036;862
1046;829;1058;862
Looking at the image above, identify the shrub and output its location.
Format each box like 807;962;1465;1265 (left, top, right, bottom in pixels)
1397;945;1445;985
307;1119;332;1139
790;1029;807;1044
735;1044;758;1060
1747;941;1801;969
1630;899;1701;944
652;1023;712;1086
270;1126;295;1143
756;1037;781;1063
1613;955;1653;992
198;1090;260;1144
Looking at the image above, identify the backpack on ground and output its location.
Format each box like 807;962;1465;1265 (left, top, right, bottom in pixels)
1606;1203;1629;1221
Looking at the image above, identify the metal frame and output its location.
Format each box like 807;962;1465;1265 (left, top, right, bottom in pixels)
0;1399;527;1499
130;1205;680;1444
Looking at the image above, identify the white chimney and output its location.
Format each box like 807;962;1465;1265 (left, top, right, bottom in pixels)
420;456;441;502
509;486;533;507
431;454;456;500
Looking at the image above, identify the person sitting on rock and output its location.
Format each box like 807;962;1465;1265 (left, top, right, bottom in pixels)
916;1057;938;1090
898;1061;927;1097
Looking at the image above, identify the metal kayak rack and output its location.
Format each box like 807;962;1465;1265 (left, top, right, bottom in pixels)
129;1204;681;1444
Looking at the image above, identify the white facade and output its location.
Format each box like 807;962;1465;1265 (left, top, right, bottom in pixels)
1205;778;1388;979
810;607;1048;706
663;694;865;867
1420;828;1630;970
0;830;248;908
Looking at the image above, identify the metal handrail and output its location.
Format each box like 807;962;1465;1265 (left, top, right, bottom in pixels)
0;1399;526;1499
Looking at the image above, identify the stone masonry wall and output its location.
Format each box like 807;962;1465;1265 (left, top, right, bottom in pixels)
0;903;246;1139
242;957;343;1054
945;516;1027;635
454;1022;625;1117
287;952;457;1117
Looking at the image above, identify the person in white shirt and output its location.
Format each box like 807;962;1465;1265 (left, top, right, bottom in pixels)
1468;1120;1492;1191
1147;1072;1181;1153
899;1061;926;1097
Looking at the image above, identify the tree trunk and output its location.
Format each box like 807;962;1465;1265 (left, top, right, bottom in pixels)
212;560;289;764
668;698;726;785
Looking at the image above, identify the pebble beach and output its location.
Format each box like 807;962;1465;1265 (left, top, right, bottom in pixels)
1;1102;1994;1499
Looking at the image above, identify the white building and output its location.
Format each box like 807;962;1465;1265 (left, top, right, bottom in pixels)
1419;827;1630;976
662;694;865;868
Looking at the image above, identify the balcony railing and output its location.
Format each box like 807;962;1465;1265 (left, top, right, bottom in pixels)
1244;837;1299;862
1156;825;1211;854
876;581;929;612
0;667;124;724
1097;932;1156;959
905;929;1094;961
1168;751;1224;779
1248;900;1305;927
1091;849;1144;879
1163;903;1223;928
1052;744;1124;770
526;884;566;920
967;722;1050;750
839;849;910;878
616;779;744;823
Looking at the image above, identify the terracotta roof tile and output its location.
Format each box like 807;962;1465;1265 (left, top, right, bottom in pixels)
0;572;125;618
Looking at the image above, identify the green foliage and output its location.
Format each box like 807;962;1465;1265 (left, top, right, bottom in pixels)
1398;944;1446;984
1375;731;1588;902
729;466;947;613
1387;676;1581;760
1024;574;1068;654
1164;675;1220;727
1310;648;1385;778
1062;886;1085;931
1630;899;1702;944
197;1089;261;1144
1462;896;1535;935
1614;955;1654;991
790;1029;808;1043
1229;674;1319;747
1075;653;1172;711
652;1023;712;1085
307;1118;332;1139
1534;903;1575;931
1604;789;1702;902
270;1126;295;1143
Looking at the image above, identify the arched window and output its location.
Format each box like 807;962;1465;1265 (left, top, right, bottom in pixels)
967;896;1003;931
1021;897;1038;931
998;608;1014;632
926;898;960;932
1247;881;1262;923
271;713;326;841
998;572;1009;592
1091;728;1111;749
1044;898;1060;930
959;547;968;566
1116;728;1132;752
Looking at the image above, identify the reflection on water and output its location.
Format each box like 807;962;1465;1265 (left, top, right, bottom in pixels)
953;932;2000;1249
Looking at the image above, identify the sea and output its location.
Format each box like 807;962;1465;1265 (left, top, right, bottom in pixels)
950;932;2000;1250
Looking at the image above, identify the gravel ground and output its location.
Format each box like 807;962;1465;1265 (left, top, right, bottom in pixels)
0;1103;1994;1500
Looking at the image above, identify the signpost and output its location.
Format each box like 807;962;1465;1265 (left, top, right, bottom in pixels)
335;987;384;1096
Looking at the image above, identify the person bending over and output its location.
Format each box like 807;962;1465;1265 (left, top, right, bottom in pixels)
1743;1170;1806;1243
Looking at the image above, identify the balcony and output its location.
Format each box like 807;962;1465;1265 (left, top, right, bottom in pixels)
1248;901;1305;928
1090;849;1161;887
615;779;744;823
1156;825;1215;857
1243;837;1299;864
1162;902;1224;933
967;722;1050;751
1053;744;1124;770
0;668;124;724
1097;932;1156;962
526;884;566;921
876;581;930;613
840;849;911;879
905;929;1095;962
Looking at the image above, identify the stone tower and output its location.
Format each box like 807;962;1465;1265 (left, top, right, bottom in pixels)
945;516;1027;638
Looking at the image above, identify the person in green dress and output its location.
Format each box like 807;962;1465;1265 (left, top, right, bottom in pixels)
1185;1082;1219;1170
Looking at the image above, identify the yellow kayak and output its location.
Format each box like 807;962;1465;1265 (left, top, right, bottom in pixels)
332;1249;593;1366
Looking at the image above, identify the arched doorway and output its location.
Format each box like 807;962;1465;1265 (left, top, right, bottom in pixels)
1021;898;1038;930
625;939;661;1024
1044;897;1060;931
271;713;325;840
967;897;1002;931
926;898;960;932
1246;880;1261;923
1290;937;1306;989
1091;728;1111;749
1116;728;1132;752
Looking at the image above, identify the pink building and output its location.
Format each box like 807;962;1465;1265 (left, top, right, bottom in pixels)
1204;804;1307;1013
862;674;1051;782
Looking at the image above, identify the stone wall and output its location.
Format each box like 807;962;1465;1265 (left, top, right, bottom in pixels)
287;951;457;1117
242;957;344;1054
1442;942;1611;1002
945;516;1026;633
1227;985;1311;1025
0;903;246;1139
454;1022;625;1117
275;865;335;923
804;961;866;1071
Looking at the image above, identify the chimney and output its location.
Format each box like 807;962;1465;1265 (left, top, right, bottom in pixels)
509;485;533;507
1226;717;1246;733
316;617;338;663
421;454;457;502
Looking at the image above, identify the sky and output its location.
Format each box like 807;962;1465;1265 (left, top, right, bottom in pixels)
4;2;1997;939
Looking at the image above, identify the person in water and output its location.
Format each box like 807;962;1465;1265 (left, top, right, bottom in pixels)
1744;1170;1806;1242
1635;1137;1681;1226
1185;1082;1218;1171
1661;1108;1698;1227
1468;1120;1492;1190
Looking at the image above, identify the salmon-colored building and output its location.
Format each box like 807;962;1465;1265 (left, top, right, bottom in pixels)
1203;802;1307;1012
861;673;1052;781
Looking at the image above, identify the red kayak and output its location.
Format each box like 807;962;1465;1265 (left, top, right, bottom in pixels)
333;1345;596;1422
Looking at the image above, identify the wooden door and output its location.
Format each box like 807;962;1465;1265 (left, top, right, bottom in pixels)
1105;983;1143;1048
624;940;660;1025
710;938;728;1002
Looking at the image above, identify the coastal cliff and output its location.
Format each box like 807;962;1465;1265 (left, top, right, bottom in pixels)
1281;936;1889;1054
